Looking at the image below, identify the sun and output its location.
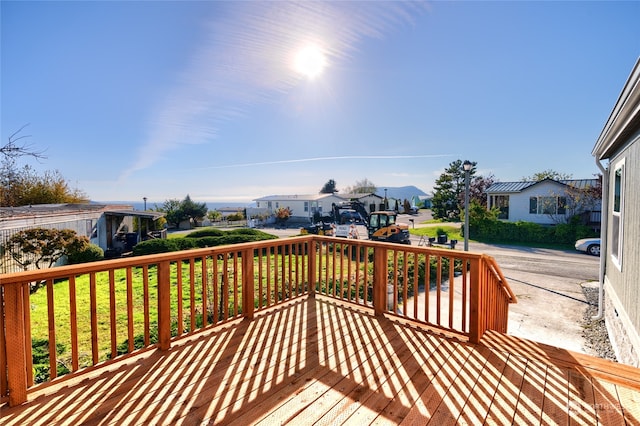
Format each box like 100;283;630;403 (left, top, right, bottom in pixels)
293;44;327;80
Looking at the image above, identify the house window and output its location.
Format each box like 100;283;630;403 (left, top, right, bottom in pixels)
304;202;309;212
611;159;624;268
491;195;509;219
529;196;567;215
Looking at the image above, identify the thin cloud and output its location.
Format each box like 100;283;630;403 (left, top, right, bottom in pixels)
119;1;428;181
196;154;455;170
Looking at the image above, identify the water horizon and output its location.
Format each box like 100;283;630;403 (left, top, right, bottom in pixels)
93;200;255;211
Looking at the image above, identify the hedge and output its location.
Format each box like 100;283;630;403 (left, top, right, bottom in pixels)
469;216;597;245
132;228;278;256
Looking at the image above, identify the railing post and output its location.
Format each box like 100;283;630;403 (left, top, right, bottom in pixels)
5;283;28;406
308;237;316;297
468;257;482;344
157;260;171;350
242;248;255;320
373;245;388;316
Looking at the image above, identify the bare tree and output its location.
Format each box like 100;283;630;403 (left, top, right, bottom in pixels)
342;178;377;194
1;124;47;161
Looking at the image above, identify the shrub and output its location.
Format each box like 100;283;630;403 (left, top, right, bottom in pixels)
132;239;179;255
226;212;245;221
32;337;69;383
175;238;198;251
185;228;225;238
469;214;597;245
67;243;104;264
132;229;278;255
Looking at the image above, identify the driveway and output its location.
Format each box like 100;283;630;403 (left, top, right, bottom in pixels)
468;241;599;355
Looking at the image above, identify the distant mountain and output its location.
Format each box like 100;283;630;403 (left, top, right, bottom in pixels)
375;186;428;201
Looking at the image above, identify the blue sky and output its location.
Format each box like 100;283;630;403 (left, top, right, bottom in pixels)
2;1;639;205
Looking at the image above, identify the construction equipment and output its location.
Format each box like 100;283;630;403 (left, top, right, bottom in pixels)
367;211;411;244
331;201;368;225
300;222;334;236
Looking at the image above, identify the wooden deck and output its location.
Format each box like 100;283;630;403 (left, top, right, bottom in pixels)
2;295;640;425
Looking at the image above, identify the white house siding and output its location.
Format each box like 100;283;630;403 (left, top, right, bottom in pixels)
508;180;573;224
253;194;346;223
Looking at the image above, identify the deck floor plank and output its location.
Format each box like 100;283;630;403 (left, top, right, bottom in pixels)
2;296;640;426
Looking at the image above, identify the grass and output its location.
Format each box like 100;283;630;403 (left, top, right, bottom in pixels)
409;225;464;241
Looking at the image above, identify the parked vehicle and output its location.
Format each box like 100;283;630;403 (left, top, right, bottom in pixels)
575;238;600;256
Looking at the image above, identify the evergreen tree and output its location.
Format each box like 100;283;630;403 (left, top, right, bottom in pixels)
431;159;476;220
320;179;337;194
180;195;208;228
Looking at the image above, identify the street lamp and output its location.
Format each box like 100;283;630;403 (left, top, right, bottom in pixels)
143;197;147;211
463;160;472;251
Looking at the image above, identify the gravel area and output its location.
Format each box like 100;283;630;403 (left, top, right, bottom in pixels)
581;285;617;361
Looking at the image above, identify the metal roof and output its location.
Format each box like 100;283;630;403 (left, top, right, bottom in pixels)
104;210;165;220
253;194;346;202
486;179;600;194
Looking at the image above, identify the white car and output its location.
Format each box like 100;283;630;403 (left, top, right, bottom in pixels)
575;238;600;256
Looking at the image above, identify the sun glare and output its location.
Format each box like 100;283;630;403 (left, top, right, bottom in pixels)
294;44;327;80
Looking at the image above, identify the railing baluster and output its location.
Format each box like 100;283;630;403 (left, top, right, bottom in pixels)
157;260;171;351
202;256;208;327
46;279;57;380
109;270;116;358
233;252;239;316
436;256;442;326
258;249;264;307
448;255;455;329
189;258;196;331
373;246;388;316
127;267;134;353
223;255;229;320
242;247;255;320
90;272;98;364
143;265;150;346
212;256;219;324
469;257;481;344
69;275;79;371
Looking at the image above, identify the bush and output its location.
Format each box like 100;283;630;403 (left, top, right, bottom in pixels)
133;239;179;256
67;243;104;264
132;229;278;255
32;337;69;383
226;212;244;221
175;238;198;251
469;215;597;245
185;228;225;238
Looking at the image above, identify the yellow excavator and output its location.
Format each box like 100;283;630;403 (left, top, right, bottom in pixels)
367;211;411;244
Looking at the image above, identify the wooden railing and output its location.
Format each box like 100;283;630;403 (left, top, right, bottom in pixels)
0;235;515;406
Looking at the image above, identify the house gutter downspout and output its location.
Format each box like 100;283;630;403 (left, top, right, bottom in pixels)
593;158;609;320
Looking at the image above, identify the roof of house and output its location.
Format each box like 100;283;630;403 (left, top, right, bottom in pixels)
0;203;132;219
486;178;600;194
253;194;345;202
592;57;640;160
338;192;383;200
